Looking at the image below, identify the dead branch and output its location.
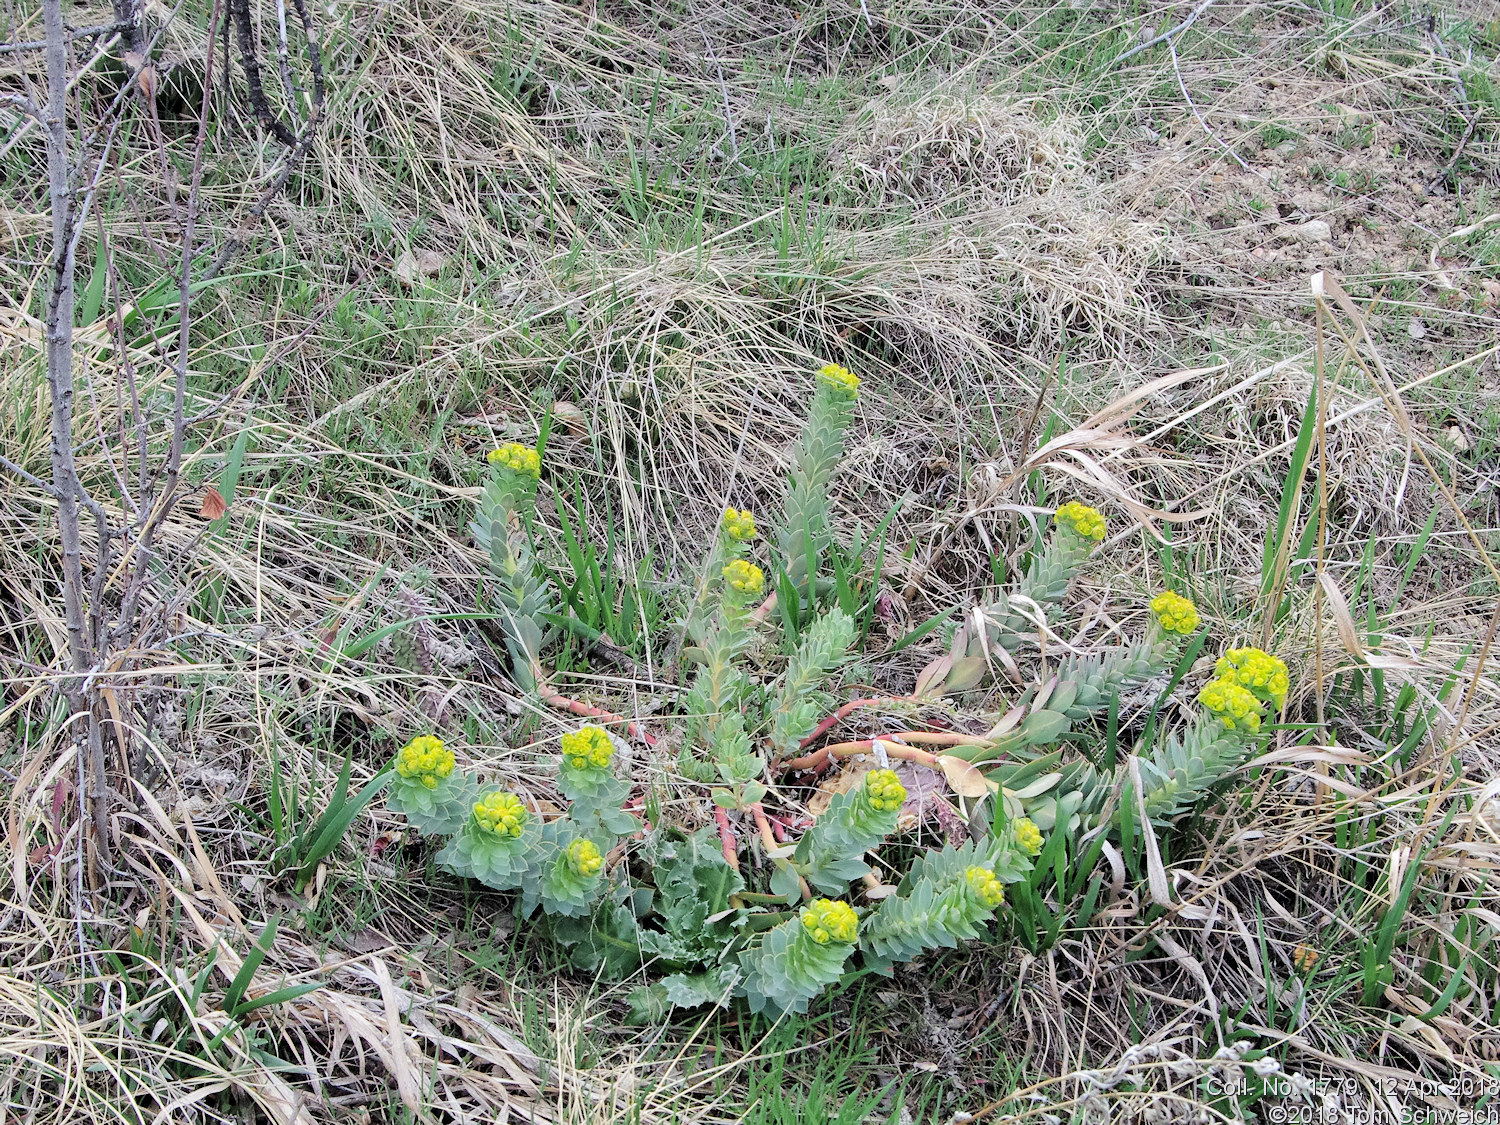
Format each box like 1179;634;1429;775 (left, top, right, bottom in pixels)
202;0;325;281
228;0;298;144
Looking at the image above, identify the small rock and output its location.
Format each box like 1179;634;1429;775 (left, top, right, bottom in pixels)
1446;425;1471;452
1335;102;1366;126
394;249;446;287
1293;219;1332;243
550;400;586;434
1408;318;1427;340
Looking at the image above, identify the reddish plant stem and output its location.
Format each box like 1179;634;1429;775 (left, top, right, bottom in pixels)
540;689;657;748
748;802;779;852
750;803;812;901
797;696;912;749
621;794;653;833
714;807;740;871
750;591;777;623
779;730;989;773
780;739;943;773
885;731;990;747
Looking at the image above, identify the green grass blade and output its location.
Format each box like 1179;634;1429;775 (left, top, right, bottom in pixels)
224;917;279;1014
1260;382;1318;601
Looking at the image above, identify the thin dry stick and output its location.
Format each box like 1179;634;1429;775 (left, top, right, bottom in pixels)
1426;26;1479;194
0;19;129;55
41;0;89;683
39;0;103;868
1167;35;1257;176
273;0;297;105
113;0;225;675
228;0;296;144
1113;0;1217;66
200;0;325;282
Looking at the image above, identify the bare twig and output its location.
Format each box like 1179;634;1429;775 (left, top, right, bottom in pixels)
1168;35;1258;176
40;0;91;686
1427;27;1480;193
0;19;131;55
1113;0;1217;66
1428;110;1480;194
0;453;63;497
41;0;101;863
111;0;146;59
200;0;325;281
273;0;298;106
228;0;297;144
112;0;225;645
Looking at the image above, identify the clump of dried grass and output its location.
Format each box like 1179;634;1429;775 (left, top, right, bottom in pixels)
834;92;1085;206
828;92;1175;348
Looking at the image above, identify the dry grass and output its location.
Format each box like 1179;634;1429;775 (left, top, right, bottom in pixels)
3;0;1500;1121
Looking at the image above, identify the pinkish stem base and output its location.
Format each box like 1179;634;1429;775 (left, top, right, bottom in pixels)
798;696;912;749
714;807;740;871
540;689;657;748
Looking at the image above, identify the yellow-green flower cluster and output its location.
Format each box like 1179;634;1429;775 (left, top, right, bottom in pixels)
722;507;757;542
1054;501;1107;542
1150;591;1201;636
864;768;907;813
1013;817;1044;856
722;559;766;597
561;726;614;771
965;866;1006;908
395;735;455;789
1215;647;1290;709
486;442;541;478
1198;677;1264;732
565;837;604;877
817;362;860;401
800;898;858;945
472;791;528;838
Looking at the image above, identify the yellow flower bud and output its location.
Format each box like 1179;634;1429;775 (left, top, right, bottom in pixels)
965;866;1006;908
1213;647;1290;709
1198;676;1264;732
799;898;858;945
1054;501;1106;542
560;726;615;771
1149;591;1200;636
395;735;455;786
817;363;860;400
565;837;604;878
486;442;542;478
722;559;766;597
722;507;757;542
1013;817;1044;857
864;768;907;813
472;791;528;838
